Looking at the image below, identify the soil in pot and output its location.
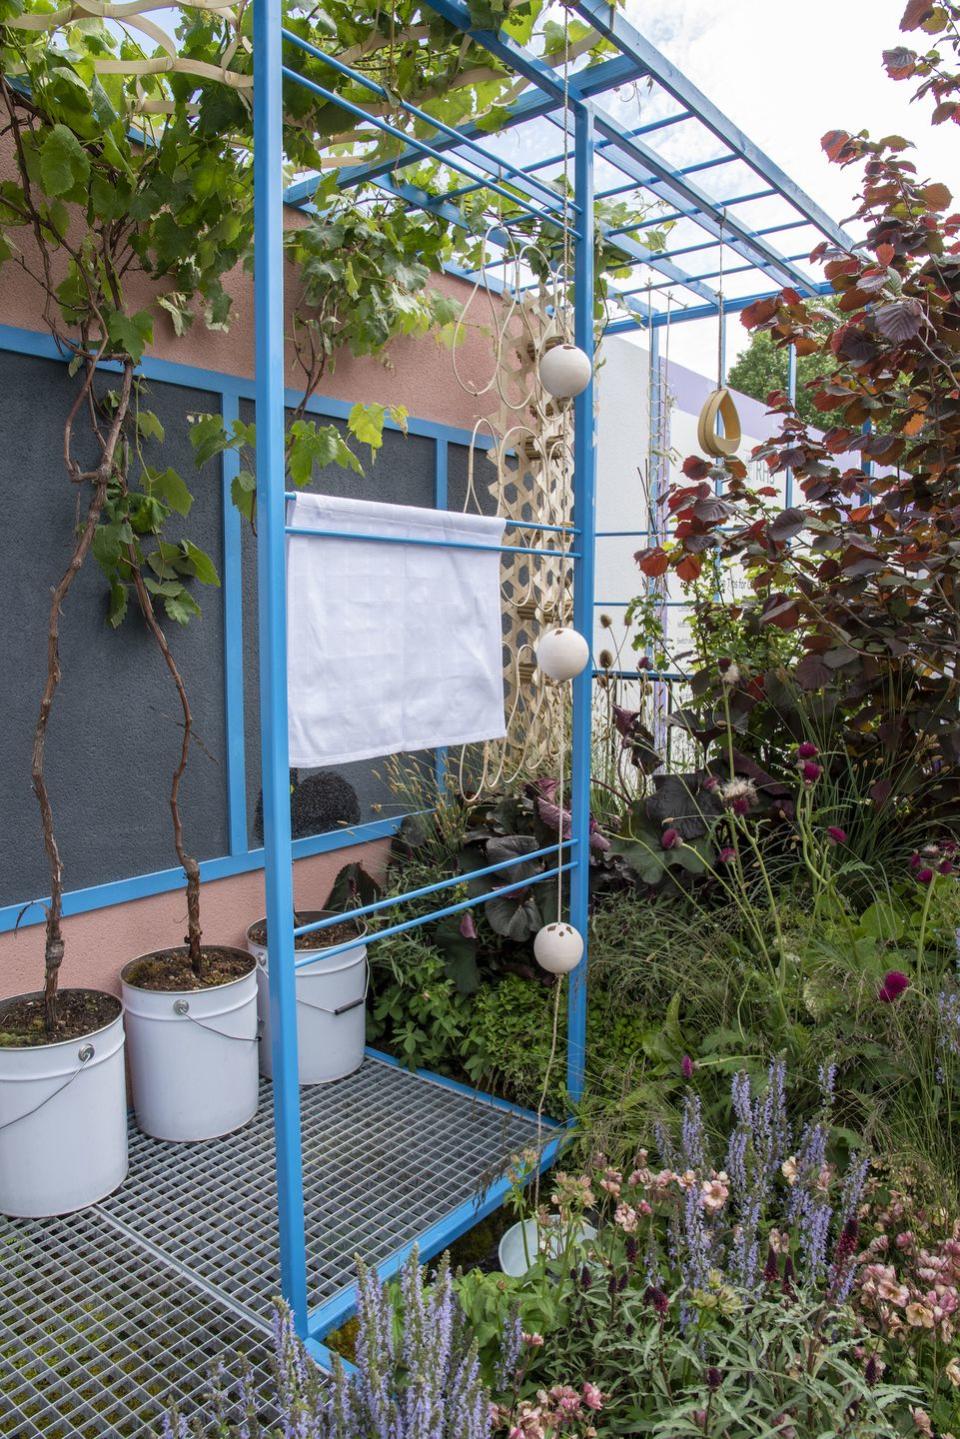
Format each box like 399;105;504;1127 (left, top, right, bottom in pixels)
124;947;255;992
0;989;121;1048
247;914;363;952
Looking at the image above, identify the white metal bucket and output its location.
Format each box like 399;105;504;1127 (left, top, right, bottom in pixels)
0;992;127;1218
121;950;259;1142
498;1217;598;1277
248;914;367;1085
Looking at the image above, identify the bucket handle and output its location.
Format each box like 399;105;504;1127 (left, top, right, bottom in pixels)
0;1044;95;1135
294;960;369;1018
173;999;259;1044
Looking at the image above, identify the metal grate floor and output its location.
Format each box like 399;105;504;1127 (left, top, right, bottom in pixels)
0;1211;281;1439
0;1056;541;1438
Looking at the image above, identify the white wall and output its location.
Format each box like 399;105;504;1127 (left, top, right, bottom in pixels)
594;335;781;678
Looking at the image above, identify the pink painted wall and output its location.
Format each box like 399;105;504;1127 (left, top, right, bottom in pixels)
0;186;502;1003
0;846;389;1004
0;140;499;434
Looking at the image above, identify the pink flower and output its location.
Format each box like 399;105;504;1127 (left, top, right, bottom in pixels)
614;1203;638;1232
523;1332;544;1348
916;867;935;885
661;827;681;850
582;1383;604;1412
681;1055;695;1079
459;911;477;941
701;1176;730;1213
801;760;822;784
940;859;954;876
637;655;651;671
797;741;819;759
717;846;736;863
878;970;910;1003
827;826;847;845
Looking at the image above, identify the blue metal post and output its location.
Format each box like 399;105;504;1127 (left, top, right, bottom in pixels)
785;343;797;507
253;2;309;1333
568;102;596;1105
220;391;248;856
647;325;669;760
434;440;449;794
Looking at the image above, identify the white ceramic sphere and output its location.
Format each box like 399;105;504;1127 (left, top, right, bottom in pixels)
536;626;590;682
538;343;592;399
534;923;584;975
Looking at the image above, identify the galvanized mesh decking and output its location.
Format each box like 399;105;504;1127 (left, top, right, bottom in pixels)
0;1057;542;1438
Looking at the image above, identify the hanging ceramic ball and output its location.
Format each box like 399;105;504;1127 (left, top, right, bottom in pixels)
534;922;584;974
536;626;589;682
538;343;592;399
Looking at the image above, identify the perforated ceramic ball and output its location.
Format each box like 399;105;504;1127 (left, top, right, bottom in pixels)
536;626;589;682
534;923;584;974
538;343;592;399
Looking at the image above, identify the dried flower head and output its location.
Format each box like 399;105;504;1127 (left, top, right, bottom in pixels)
720;778;758;815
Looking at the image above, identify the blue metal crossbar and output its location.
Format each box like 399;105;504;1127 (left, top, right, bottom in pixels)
292;840;573;939
294;862;576;969
282;496;575;536
284;524;580;559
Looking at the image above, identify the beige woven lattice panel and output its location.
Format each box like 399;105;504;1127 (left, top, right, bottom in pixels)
455;286;575;797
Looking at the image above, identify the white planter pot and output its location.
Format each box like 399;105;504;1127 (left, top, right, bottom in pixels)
121;949;259;1142
248;913;367;1085
498;1217;598;1277
0;991;127;1218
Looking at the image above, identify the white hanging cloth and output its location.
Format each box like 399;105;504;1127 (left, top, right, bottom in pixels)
285;492;507;768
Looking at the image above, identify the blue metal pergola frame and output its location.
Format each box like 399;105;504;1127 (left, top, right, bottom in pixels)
252;0;851;1350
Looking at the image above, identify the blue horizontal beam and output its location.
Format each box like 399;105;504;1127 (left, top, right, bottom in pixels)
636;249;810;294
604;279;834;332
608;187;777;238
285;524;580;558
284;493;572;535
594;668;683;681
526;110;696;185
1;815;406;935
293;839;571;938
294;860;575;968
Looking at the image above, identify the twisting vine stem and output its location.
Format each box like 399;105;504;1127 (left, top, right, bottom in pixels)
32;361;135;1030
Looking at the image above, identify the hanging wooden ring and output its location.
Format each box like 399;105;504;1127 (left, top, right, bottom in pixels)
696;387;742;458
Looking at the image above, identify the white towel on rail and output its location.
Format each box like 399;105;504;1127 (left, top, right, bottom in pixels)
286;492;507;768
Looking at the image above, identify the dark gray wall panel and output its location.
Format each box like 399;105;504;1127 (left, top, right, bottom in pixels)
0;353;227;907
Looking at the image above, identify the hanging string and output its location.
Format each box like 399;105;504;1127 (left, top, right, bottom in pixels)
534;1;576;1217
717;212;726;391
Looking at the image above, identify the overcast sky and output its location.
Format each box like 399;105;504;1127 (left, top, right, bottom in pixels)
624;0;955;371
